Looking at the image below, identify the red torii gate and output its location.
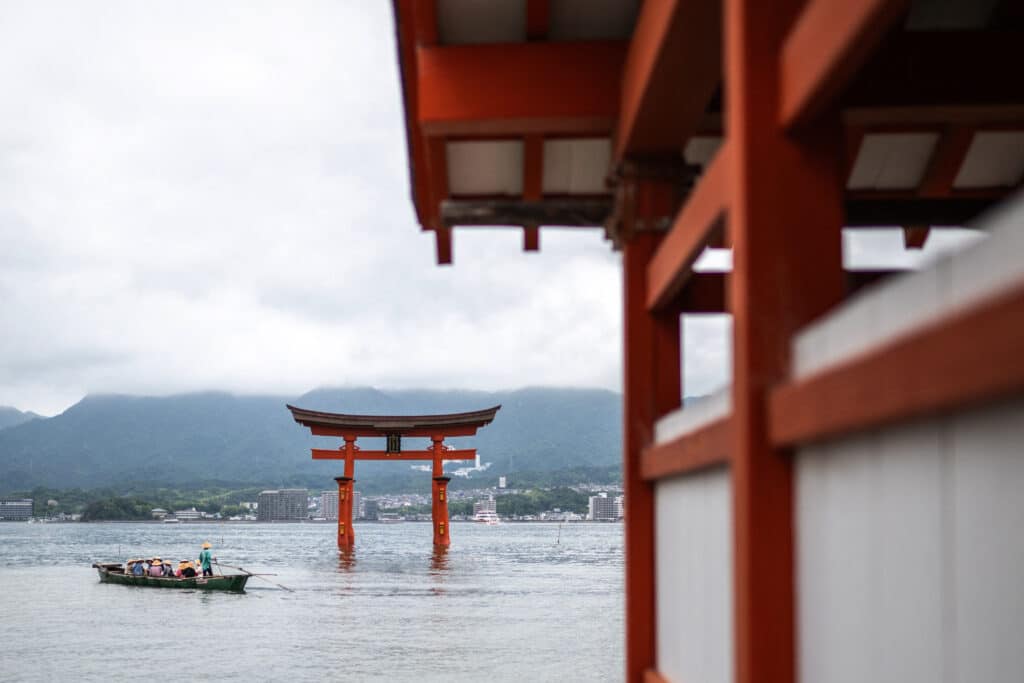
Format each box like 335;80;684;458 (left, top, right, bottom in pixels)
287;404;500;549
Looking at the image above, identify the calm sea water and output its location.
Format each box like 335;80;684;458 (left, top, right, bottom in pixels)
0;521;623;681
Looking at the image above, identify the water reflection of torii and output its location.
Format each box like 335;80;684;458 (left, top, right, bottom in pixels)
286;404;501;550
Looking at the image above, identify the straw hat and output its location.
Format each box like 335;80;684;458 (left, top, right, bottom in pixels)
202;542;212;549
151;559;162;566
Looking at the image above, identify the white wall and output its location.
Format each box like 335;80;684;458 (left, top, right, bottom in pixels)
655;467;734;683
796;396;1024;683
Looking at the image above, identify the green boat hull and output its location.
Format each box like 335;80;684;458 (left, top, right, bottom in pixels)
93;563;249;592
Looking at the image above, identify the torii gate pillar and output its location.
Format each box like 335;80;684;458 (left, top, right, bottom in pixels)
431;436;451;547
334;476;355;550
432;476;451;548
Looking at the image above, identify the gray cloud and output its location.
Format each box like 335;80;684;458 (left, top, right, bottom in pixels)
0;3;985;417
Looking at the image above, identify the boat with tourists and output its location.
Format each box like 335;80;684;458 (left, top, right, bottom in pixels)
91;562;249;592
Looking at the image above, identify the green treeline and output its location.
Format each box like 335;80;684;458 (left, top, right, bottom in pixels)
11;484;280;521
495;487;589;516
11;482;602;521
81;497;154;521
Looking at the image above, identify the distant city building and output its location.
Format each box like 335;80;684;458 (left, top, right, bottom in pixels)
257;490;308;521
353;491;362;520
588;493;619;521
473;496;497;516
0;499;33;521
363;499;380;521
239;501;257;511
320;491;338;520
615;495;624;520
498;476;507;489
150;508;168;520
174;508;202;521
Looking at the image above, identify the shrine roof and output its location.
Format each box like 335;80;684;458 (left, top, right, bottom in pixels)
286;404;501;434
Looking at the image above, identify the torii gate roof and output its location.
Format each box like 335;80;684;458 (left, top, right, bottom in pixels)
286;404;501;436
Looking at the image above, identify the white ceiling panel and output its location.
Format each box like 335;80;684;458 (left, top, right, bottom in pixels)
847;133;939;190
542;138;611;194
953;131;1024;188
447;140;524;196
437;0;526;45
684;137;724;168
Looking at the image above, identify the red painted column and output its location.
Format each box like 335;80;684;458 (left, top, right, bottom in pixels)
430;436;451;547
334;476;355;550
725;0;846;680
432;476;451;547
621;178;682;683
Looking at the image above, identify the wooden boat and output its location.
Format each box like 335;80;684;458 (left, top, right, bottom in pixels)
92;562;249;592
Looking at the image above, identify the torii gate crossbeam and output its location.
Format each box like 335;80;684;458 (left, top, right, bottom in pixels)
287;404;501;549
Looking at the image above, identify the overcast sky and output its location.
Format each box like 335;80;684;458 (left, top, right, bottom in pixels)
0;2;980;416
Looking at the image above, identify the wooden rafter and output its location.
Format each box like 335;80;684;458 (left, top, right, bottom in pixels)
417;41;626;137
522;134;543;252
615;0;721;160
640;416;732;480
780;0;909;128
646;144;730;311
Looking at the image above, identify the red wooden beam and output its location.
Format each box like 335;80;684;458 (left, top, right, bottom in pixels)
425;135;452;264
727;0;848;680
312;449;477;461
779;0;909;128
417;42;626;137
902;225;930;249
412;0;437;46
918;126;975;198
615;0;722;160
394;0;433;228
646;144;730;311
622;225;681;682
309;424;481;438
641;416;731;480
523;134;542;252
526;0;548;41
770;278;1024;446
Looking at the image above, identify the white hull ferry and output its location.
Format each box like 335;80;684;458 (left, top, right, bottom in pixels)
473;510;500;525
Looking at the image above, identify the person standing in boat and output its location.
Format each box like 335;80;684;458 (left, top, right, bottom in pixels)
198;541;215;577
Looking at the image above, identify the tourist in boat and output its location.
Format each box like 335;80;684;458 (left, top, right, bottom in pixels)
163;561;175;577
148;559;164;577
131;560;145;576
198;541;215;577
180;560;197;578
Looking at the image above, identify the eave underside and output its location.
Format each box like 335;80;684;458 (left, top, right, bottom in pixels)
286;404;501;435
394;0;1024;264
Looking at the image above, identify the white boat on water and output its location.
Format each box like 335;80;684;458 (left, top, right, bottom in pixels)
162;518;181;524
473;510;500;525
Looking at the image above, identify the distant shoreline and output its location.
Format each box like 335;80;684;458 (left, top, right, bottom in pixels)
21;518;623;524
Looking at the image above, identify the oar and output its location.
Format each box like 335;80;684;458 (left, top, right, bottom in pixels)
214;561;294;592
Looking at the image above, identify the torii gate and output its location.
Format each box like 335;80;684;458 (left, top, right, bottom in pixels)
287;404;501;549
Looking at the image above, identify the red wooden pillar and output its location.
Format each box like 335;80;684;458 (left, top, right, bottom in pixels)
622;180;682;683
334;476;355;550
725;0;845;681
432;476;451;547
430;436;451;547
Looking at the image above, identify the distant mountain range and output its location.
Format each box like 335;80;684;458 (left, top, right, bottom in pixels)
0;387;622;492
0;406;43;431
